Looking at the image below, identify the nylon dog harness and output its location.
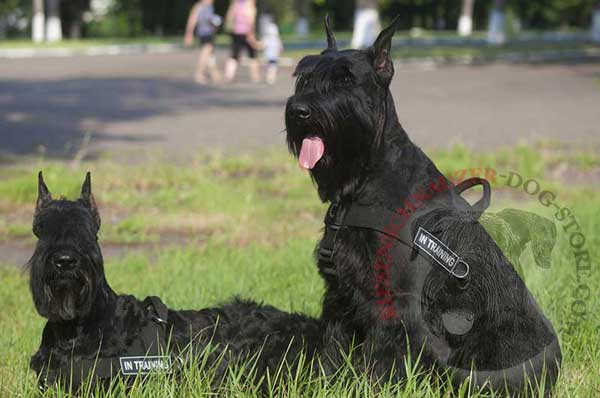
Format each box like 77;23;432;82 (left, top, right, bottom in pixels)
318;177;490;276
43;296;174;389
317;177;560;393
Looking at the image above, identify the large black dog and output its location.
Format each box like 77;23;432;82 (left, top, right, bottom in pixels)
29;172;345;392
286;16;561;396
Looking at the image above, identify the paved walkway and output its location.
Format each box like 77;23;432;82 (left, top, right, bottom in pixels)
0;50;599;162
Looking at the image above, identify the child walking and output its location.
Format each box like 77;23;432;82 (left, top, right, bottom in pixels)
261;17;283;85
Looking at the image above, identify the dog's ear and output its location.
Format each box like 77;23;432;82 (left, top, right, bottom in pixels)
370;15;401;86
35;171;52;215
324;14;337;51
80;172;101;230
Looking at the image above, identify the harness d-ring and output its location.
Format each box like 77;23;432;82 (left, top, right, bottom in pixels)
454;177;491;219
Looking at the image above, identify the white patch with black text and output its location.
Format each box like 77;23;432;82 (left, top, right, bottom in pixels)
119;356;172;375
413;227;469;278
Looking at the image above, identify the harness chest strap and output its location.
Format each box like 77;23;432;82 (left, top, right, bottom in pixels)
318;178;492;280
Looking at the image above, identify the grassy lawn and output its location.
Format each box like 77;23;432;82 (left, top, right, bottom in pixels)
0;144;598;397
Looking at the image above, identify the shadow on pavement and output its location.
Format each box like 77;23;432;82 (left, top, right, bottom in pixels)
0;77;284;160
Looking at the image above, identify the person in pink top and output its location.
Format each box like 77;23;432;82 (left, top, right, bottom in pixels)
224;0;260;83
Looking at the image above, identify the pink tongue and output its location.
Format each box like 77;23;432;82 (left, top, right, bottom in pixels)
299;137;325;170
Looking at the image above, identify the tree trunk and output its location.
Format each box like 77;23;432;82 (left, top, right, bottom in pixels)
487;0;506;45
70;19;82;39
458;0;474;36
32;0;45;42
294;0;309;37
352;0;381;48
46;0;62;42
68;0;84;39
593;2;600;43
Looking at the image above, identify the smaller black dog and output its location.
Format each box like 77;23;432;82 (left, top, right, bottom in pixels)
29;172;341;392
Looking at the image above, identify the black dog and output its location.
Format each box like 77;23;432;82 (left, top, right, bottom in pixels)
29;172;346;392
286;17;561;396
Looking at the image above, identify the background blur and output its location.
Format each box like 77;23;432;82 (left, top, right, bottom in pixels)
1;2;599;397
1;0;599;38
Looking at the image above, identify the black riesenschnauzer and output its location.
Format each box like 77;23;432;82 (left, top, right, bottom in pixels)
29;172;344;392
286;16;561;396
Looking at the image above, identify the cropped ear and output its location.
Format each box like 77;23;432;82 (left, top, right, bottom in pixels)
35;171;52;215
370;15;401;86
324;14;337;51
80;172;101;230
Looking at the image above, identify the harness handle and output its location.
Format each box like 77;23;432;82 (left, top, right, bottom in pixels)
453;177;491;219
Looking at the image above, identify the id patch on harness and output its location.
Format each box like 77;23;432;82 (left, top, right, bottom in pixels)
413;227;469;279
119;356;172;375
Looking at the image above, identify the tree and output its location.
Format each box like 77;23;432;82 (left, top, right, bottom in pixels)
32;0;44;42
294;0;309;36
62;0;91;39
487;0;506;45
458;0;473;36
593;1;600;42
46;0;62;42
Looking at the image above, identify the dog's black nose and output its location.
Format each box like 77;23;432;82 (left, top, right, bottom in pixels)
293;104;311;120
52;253;77;270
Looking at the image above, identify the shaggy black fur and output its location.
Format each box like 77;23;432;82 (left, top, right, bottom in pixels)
28;173;346;393
285;16;561;396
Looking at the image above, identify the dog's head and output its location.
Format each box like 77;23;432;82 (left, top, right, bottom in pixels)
28;172;104;322
285;16;402;201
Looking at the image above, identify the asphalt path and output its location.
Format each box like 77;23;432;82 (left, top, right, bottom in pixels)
0;49;599;162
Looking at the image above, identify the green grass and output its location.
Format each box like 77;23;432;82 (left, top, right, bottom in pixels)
0;144;598;397
284;42;600;61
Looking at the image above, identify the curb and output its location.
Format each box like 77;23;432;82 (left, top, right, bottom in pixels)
2;41;599;67
394;48;600;67
0;43;180;59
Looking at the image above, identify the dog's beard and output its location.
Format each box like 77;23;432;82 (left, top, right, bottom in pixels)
30;254;97;322
46;272;93;321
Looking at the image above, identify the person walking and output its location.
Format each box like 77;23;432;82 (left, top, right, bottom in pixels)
224;0;260;83
184;0;222;84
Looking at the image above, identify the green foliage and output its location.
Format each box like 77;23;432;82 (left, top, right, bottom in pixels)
0;0;21;18
87;0;144;37
509;0;597;29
